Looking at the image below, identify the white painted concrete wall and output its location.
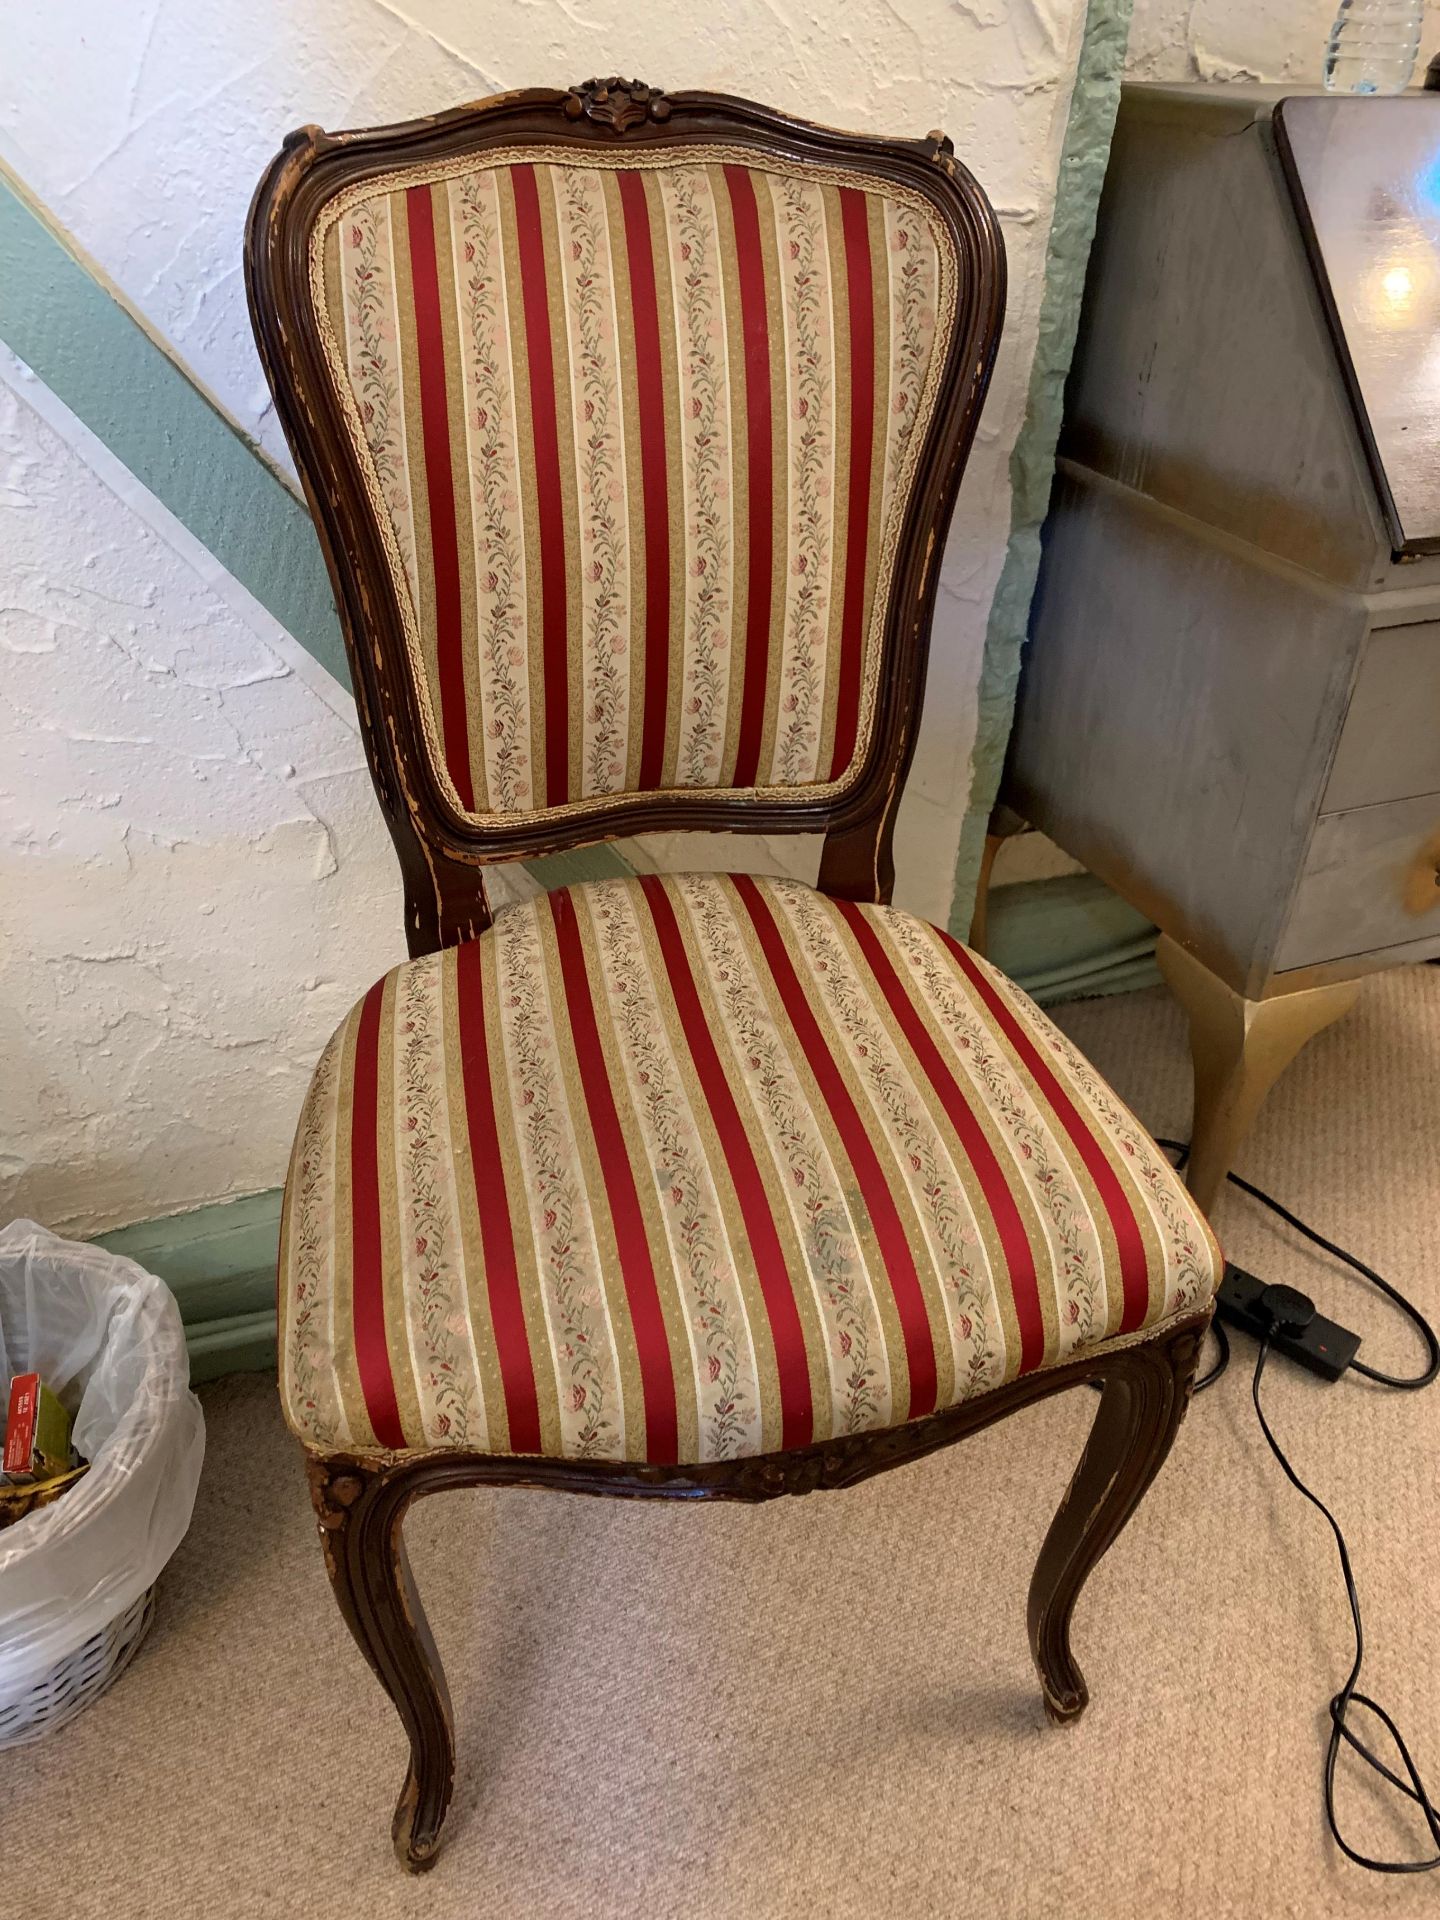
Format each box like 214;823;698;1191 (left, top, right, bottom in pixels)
11;0;1418;1235
1128;0;1439;81
0;0;1097;1232
0;0;1094;942
0;351;408;1235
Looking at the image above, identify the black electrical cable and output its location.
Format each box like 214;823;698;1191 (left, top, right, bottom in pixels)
1140;1132;1440;1871
1250;1331;1440;1873
1193;1312;1230;1392
1223;1164;1439;1390
1153;1137;1440;1393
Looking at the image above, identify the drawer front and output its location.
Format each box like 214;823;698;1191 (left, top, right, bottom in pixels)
1323;619;1440;812
1277;795;1440;969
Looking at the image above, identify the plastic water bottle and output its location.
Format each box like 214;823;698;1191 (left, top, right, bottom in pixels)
1323;0;1424;93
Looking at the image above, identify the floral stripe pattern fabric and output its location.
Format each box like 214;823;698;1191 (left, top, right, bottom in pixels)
312;149;953;824
279;875;1221;1462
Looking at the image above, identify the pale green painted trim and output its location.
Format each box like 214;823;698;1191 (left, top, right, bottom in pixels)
986;873;1160;1005
0;162;348;686
184;1309;279;1384
524;843;634;889
948;0;1137;939
94;1187;278;1322
0;164;641;902
0;166;637;898
93;1191;279;1384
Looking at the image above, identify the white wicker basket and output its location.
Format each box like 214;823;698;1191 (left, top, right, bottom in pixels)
0;1583;156;1749
0;1222;202;1745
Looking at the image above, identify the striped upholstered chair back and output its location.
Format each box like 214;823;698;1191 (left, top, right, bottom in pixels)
248;81;1003;951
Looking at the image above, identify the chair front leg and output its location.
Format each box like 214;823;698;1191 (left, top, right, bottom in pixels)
1027;1313;1207;1723
307;1455;456;1871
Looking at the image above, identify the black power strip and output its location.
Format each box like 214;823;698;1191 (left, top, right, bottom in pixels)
1216;1262;1361;1381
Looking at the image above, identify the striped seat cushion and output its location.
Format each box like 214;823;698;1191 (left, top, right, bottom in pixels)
279;875;1220;1462
311;150;954;824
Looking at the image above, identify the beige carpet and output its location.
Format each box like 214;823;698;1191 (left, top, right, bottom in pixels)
5;966;1438;1919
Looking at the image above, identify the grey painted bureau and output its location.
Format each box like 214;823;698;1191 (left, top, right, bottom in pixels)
993;83;1440;1209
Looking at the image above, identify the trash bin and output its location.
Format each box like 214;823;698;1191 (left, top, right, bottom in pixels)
0;1220;205;1745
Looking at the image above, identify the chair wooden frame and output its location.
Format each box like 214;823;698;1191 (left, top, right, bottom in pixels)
246;76;1006;955
245;76;1210;1873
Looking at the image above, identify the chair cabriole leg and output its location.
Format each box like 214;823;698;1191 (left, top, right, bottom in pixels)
1026;1315;1206;1723
307;1456;456;1871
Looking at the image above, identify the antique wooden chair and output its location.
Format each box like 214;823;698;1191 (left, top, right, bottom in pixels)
246;78;1219;1873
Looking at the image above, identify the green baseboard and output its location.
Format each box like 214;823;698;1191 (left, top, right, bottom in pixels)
182;1305;281;1382
987;871;1160;1005
949;0;1138;930
93;1190;280;1384
524;842;633;889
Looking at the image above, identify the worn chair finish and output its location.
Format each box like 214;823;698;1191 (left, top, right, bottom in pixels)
246;78;1219;1873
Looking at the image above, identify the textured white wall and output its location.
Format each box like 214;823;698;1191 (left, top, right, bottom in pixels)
0;0;1097;1234
0;351;408;1235
0;0;1092;939
7;0;1413;1236
1127;0;1440;78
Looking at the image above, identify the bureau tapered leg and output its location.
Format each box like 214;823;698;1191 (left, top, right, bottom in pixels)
967;807;1031;956
1156;937;1360;1215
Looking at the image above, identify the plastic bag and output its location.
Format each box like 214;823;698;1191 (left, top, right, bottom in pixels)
0;1220;204;1709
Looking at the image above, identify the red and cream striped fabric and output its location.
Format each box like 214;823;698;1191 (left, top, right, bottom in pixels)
279;875;1220;1462
311;148;954;824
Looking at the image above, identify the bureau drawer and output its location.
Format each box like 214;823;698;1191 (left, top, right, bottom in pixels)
1276;794;1440;969
1323;619;1440;812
